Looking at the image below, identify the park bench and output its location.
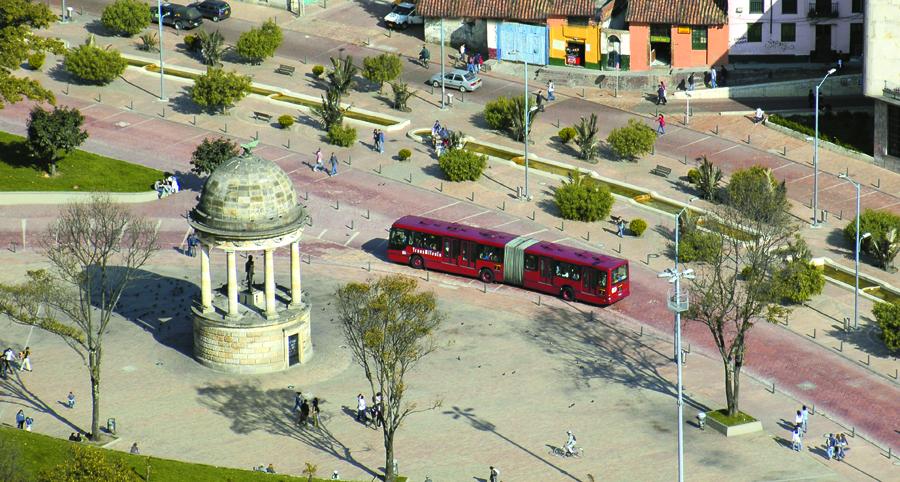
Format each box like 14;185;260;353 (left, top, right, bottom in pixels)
650;164;672;178
252;111;273;123
275;64;295;76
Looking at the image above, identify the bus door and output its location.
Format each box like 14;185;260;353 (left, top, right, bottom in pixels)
442;238;459;266
538;257;553;287
581;268;597;297
458;241;476;270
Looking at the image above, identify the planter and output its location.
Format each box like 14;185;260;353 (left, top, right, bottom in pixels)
705;410;763;437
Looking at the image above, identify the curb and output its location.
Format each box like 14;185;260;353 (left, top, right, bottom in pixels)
0;191;159;206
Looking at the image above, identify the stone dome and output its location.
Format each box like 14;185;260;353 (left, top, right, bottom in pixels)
189;152;306;239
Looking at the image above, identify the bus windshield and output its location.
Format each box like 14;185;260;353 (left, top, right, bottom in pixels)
612;264;628;284
388;228;409;249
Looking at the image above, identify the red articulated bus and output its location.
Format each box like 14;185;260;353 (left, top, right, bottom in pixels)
387;215;630;305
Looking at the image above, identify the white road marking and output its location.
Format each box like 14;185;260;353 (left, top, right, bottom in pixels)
522;228;548;237
492;219;518;229
419;201;460;216
787;173;814;183
710;145;737;156
316;229;328;239
678;137;709;149
453;210;490;223
552;237;571;243
344;231;360;246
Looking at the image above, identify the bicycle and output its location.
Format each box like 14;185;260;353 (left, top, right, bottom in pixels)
551;446;584;458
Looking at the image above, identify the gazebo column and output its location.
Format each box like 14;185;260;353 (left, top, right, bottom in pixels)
199;243;212;313
264;248;276;317
290;241;301;306
226;250;239;316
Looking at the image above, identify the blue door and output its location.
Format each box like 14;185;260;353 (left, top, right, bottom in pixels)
498;22;547;65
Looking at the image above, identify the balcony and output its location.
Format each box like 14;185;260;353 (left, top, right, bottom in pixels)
885;81;900;101
808;2;839;18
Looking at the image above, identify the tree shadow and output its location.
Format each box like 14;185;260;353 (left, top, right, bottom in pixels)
441;406;583;482
83;20;113;38
47;63;76;84
170;89;205;116
0;372;84;434
0;136;41;170
195;382;380;479
830;320;895;358
419;163;445;180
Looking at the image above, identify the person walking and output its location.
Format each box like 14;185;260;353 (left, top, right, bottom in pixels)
356;394;367;424
547;80;556;101
186;233;198;257
825;433;836;459
536;90;545;112
656;81;667;105
801;405;809;434
372;129;379;152
293;391;305;412
791;427;802;451
836;433;848;460
16;409;25;429
377;130;385;154
709;66;718;88
489;466;500;482
18;346;31;372
475;52;484;72
1;347;13;377
657;114;666;135
794;410;804;438
329;153;338;177
617;220;626;238
373;392;385;428
299;399;310;426
688;72;695;91
24;417;33;432
67;391;76;409
311;397;321;428
313;148;325;173
459;43;466;64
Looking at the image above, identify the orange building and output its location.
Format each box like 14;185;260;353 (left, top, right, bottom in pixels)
625;0;728;71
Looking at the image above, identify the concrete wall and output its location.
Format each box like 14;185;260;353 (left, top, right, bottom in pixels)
671;25;729;68
424;18;488;54
671;73;862;99
629;24;650;71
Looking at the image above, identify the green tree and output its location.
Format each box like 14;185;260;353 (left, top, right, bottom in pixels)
872;301;900;352
0;197;159;441
236;19;282;65
693;155;723;201
26;105;89;175
335;274;444;482
508;95;539;142
0;0;65;108
845;209;900;271
574;113;600;161
197;29;225;67
38;445;138;482
190;67;251;114
302;462;318;482
553;171;614;222
362;53;402;93
438;148;486;182
101;0;150;37
390;81;413;112
190;137;239;175
64;39;127;85
607;119;656;160
327;56;358;95
483;96;516;131
771;237;825;304
312;86;350;130
726;166;786;223
326;124;357;147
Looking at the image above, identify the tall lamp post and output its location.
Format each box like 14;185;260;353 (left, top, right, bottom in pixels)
812;68;837;226
508;50;530;200
673;198;697;359
157;0;167;101
838;173;871;330
439;18;445;109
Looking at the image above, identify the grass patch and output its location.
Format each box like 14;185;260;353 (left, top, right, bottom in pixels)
706;409;757;427
768;113;873;155
0;131;162;192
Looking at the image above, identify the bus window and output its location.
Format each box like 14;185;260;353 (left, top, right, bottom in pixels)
612;264;628;283
598;270;608;288
388;228;409;249
413;233;440;252
479;245;501;263
554;261;580;281
524;254;538;271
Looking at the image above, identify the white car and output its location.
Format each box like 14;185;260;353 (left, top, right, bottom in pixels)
384;3;423;29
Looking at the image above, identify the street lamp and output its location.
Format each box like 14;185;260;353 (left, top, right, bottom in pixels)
838;173;871;330
156;0;168;101
507;50;530;200
659;264;695;482
812;68;837;226
673;197;698;358
439;18;445;109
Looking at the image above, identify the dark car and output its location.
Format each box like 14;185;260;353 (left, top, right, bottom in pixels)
150;3;203;30
191;0;231;22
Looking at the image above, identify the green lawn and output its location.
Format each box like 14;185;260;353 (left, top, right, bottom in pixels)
706;409;758;426
1;426;327;481
0;131;162;192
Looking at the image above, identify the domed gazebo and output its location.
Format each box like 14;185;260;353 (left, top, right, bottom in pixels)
188;142;312;374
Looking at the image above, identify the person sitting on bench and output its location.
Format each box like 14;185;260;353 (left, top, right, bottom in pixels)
753;107;766;124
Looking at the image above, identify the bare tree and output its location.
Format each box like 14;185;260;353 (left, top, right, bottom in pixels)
0;196;158;440
335;274;443;482
687;167;793;417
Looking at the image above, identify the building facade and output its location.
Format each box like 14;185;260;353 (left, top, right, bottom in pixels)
727;0;865;63
864;0;900;173
626;0;730;71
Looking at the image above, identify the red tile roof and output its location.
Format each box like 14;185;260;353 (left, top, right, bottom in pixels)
626;0;727;26
417;0;597;22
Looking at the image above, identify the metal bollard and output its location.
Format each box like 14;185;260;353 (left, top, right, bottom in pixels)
191;114;197;125
558;220;564;231
63;83;70;95
746;134;751;144
499;201;505;211
714;124;719;135
537;295;541;306
584;231;590;241
129;99;134;111
161;107;166;118
348;219;354;230
639;326;643;337
770;382;776;393
285;138;291;149
482;281;487;293
367;261;371;272
223;121;228;133
783;145;787;156
333;199;340;210
406;172;413;183
96;92;101;103
468;191;475;201
364;209;370;219
437;181;443;192
529;210;535;221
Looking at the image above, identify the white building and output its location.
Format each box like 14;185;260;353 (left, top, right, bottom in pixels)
864;0;900;173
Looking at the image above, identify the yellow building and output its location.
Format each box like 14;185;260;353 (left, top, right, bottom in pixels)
548;16;602;69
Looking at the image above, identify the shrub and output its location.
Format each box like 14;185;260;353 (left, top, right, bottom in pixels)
629;218;648;237
873;301;900;352
607;119;656;160
191;68;252;113
312;65;325;78
183;34;199;51
693;156;723;201
137;31;158;52
326;124;357;147
28;52;45;70
772;258;825;304
439;148;487;182
38;445;137;482
574;113;600;161
362;53;402;92
558;126;577;144
278;115;294;128
678;229;720;263
398;148;411;161
553;172;614;222
197;29;225;66
687;168;700;185
844;209;900;271
236;19;282;65
64;43;127;85
768;114;861;153
191;137;239;176
726;165;787;222
483;96;517;131
390;81;413;112
101;0;150;37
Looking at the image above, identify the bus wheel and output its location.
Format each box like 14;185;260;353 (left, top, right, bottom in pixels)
479;268;494;283
410;255;425;269
561;286;575;301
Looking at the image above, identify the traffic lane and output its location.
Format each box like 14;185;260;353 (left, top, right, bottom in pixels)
648;96;872;115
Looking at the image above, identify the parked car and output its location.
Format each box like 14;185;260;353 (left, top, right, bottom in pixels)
384;2;423;29
191;0;230;22
150;3;203;30
428;69;482;92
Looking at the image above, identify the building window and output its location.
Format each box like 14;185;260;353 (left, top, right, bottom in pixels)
849;23;863;56
691;27;708;50
747;23;762;42
852;0;863;13
749;0;764;14
782;0;797;14
889;105;900;157
781;23;796;42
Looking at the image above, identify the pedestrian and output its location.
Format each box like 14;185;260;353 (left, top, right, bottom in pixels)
794;410;803;438
15;409;25;429
801;405;809;434
312;397;320;428
791;427;802;451
536;90;545;112
657;114;666;135
476;52;484;72
372;129;379;151
313;148;324;173
299;399;310;426
489;465;500;482
24;417;33;432
446;92;453;108
1;347;12;378
688;72;695;91
547;80;556;101
710;66;718;88
266;464;276;474
356;394;367;423
617;220;625;238
836;433;848;460
18;346;31;372
374;392;384;428
293;391;305;413
329;153;338;177
4;347;16;371
377;130;385;154
186;233;198;257
656;81;667;105
67;391;76;409
825;433;836;459
466;57;475;73
130;442;140;455
431;120;441;148
459;43;466;63
331;470;341;480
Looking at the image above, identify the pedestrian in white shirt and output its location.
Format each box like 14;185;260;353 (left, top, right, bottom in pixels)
794;410;804;438
800;405;809;434
791;427;802;451
356;394;367;424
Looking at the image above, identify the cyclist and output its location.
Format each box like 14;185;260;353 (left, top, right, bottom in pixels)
564;430;577;456
419;45;431;67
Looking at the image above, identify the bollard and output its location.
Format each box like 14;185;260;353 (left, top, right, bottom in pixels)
430;84;434;95
348;219;354;230
437;181;443;192
304;254;311;264
537;295;541;306
783;145;787;156
254;130;259;141
460;91;464;103
161;107;166;118
223;121;228;133
96;92;101;103
651;145;655;155
851;427;855;438
367;261;371;272
866;354;870;366
499;200;505;211
714;124;719;135
63;83;70;95
746;134;751;144
811;404;815;415
584;231;590;241
639;326;643;337
468;191;475;202
346;154;352;165
555;118;560;128
683;155;687;165
285;138;291;149
364;208;370;219
812;328;816;339
838;340;844;352
426;270;429;282
784;312;789;327
874;178;880;189
301;191;308;201
129;99;134;111
770;382;776;394
558;220;565;231
529;210;535;221
482;282;487;293
887;447;892;459
838;209;842;220
191;114;197;125
333;199;340;210
406;172;412;183
686;343;691;353
894;369;898;379
616;242;621;253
